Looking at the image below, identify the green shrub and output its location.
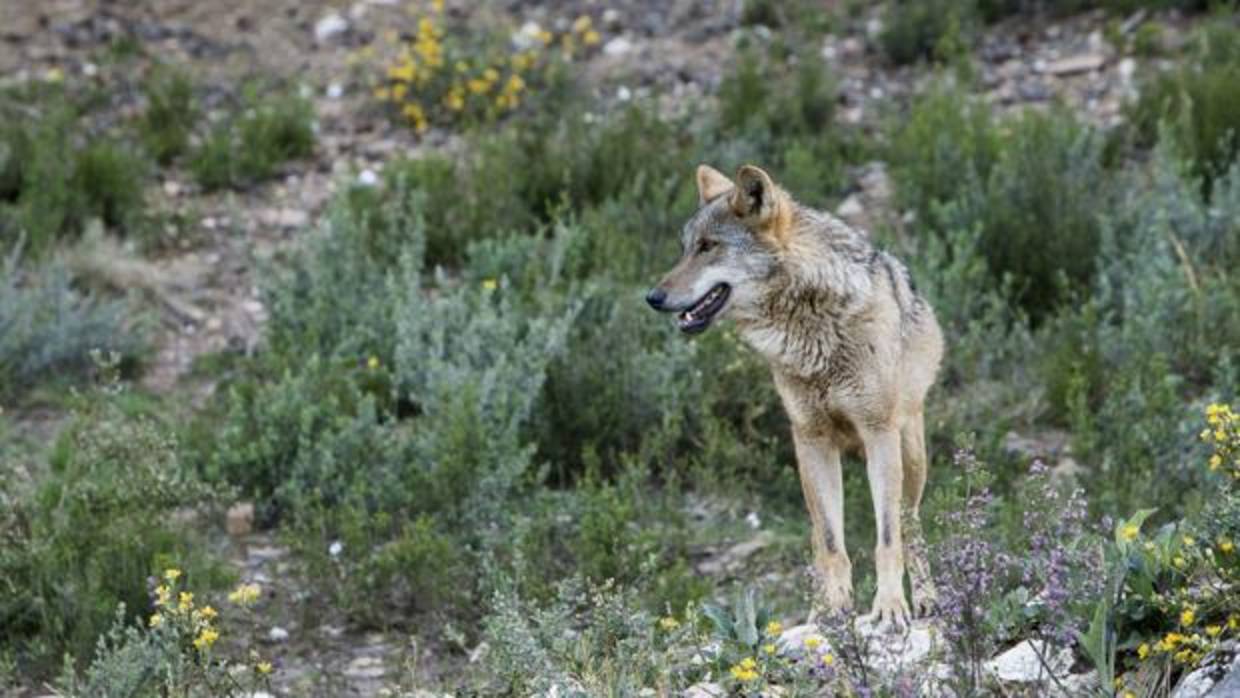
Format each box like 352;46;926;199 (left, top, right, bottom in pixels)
892;93;1109;313
1126;17;1240;197
0;254;142;398
0;395;223;678
880;0;976;65
0;90;147;253
191;89;314;190
715;48;857;206
139;68;197;165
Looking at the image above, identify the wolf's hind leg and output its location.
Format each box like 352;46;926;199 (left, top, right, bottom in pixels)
901;411;937;617
792;431;853;613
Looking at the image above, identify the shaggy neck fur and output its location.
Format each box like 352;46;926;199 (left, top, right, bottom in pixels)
735;206;875;376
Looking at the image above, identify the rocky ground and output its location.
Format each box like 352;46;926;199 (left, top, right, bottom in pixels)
1;1;1222;695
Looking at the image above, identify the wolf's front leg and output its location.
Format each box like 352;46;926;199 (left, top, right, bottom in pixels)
861;427;910;631
792;432;853;612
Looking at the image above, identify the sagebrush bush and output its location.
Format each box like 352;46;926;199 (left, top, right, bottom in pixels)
0;253;142;398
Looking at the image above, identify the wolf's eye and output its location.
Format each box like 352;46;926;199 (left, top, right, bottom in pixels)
696;239;718;254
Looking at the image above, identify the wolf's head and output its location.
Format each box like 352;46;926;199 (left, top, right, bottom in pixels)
646;164;792;334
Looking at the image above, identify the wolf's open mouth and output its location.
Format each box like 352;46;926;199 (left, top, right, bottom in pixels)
677;283;730;334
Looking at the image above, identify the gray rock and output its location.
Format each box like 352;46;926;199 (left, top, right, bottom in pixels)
986;640;1073;684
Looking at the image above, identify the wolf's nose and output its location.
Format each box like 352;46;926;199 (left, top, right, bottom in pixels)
646;288;667;310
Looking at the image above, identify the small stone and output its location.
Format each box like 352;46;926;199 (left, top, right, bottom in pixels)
82;62;98;77
326;82;344;99
267;626;290;643
344;655;385;679
226;502;254;536
616;85;632;101
314;13;349;42
1038;53;1106;76
603;36;633;57
684;682;725;698
163;180;181;197
356;169;380;187
698;531;775;575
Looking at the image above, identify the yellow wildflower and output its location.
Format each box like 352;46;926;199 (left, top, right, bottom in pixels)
762;643;776;655
431;0;444;12
512;52;535;71
1206;625;1222;638
729;657;759;682
1173;648;1196;664
1220;537;1235;554
1181;608;1196;626
1121;524;1140;542
198;605;218;622
572;15;593;33
505;74;525;94
1137;642;1150;659
658;616;679;631
391;82;408;101
193;627;219;651
1210;454;1223;470
44;67;64;83
822;653;835;666
481;278;498;291
583;29;601;46
178;591;194;611
1174;555;1187;568
228;582;262;606
1230;616;1239;630
1183;535;1196;547
804;636;822;651
367;356;380;370
467;78;489;94
149;613;164;628
155;584;171;606
764;620;783;636
1164;632;1185;647
483;67;500;83
163;568;182;582
387;61;416;82
1122;692;1136;698
536;29;553;45
256;660;274;675
444;88;465;112
374;86;392;101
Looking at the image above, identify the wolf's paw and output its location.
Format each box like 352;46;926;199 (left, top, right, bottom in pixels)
910;580;938;618
862;592;911;634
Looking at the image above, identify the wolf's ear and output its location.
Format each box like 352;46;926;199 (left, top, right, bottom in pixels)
696;164;733;205
731;165;787;232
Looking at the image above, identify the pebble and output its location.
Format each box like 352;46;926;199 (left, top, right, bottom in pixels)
603;36;633;57
356;169;380;187
314;13;349;42
268;626;290;643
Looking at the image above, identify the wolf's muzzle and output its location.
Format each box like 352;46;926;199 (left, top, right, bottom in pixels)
645;288;668;310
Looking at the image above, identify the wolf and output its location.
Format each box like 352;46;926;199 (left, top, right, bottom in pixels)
646;164;944;629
